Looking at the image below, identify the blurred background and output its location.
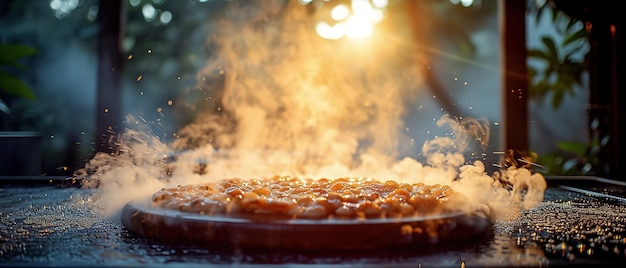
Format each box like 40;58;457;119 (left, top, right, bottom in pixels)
0;0;617;179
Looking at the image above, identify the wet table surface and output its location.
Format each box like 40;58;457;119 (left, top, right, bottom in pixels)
1;177;625;267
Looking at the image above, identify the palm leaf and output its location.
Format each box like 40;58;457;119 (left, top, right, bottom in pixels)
0;72;36;99
0;44;37;61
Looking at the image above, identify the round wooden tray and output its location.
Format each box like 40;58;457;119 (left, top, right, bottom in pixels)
121;199;495;251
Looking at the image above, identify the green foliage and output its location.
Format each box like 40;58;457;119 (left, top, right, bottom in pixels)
536;139;600;176
0;44;37;100
527;3;588;110
528;1;597;176
0;44;38;130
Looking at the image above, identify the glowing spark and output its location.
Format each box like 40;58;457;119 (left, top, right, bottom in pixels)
517;158;544;169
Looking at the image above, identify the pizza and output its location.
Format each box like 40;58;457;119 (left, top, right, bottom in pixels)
151;176;464;220
125;176;492;250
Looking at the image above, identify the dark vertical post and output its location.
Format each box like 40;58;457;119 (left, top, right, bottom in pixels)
585;3;624;179
500;0;528;152
96;0;124;154
611;21;622;179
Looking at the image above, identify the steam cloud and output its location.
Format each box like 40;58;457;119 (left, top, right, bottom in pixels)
76;0;546;220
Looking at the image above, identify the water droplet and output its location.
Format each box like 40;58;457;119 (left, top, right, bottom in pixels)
104;108;109;113
167;100;173;106
147;49;152;54
464;81;468;85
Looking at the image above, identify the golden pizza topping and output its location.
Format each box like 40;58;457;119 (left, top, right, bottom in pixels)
151;176;462;219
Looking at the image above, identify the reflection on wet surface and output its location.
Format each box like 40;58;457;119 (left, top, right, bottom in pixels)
0;183;624;267
513;188;626;264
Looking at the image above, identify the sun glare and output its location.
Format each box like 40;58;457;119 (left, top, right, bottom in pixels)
316;22;347;40
314;0;388;40
345;15;373;38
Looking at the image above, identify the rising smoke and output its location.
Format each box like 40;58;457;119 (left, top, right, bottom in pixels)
75;0;546;219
